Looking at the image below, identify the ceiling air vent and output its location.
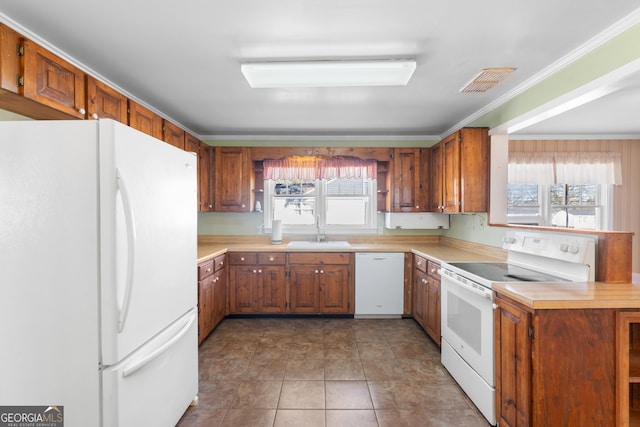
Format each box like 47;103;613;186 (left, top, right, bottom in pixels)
460;67;516;93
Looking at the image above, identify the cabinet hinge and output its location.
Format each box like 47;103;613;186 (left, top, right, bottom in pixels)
16;74;23;87
16;43;24;57
528;326;535;339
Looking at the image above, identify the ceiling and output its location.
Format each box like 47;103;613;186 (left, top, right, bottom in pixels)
0;1;639;139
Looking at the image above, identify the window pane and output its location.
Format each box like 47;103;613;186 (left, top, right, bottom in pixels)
550;185;565;205
273;197;315;224
507;183;539;216
326;198;367;225
326;178;367;196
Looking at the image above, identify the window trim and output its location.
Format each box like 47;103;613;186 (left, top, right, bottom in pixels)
263;177;378;235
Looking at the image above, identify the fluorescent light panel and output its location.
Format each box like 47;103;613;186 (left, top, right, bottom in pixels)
241;59;416;88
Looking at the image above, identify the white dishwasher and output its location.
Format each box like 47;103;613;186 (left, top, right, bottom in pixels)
355;252;405;318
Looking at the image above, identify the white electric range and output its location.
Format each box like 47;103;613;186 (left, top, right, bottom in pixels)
439;229;595;425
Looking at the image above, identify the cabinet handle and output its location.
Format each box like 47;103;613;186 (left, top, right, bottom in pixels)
91;113;99;120
240;257;245;261
78;108;86;115
252;269;257;273
417;261;422;266
269;257;275;262
431;268;436;273
258;269;262;273
320;270;324;274
492;303;499;310
219;261;224;267
242;204;246;208
315;270;319;274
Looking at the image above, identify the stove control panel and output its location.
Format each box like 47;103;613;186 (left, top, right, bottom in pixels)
502;230;596;265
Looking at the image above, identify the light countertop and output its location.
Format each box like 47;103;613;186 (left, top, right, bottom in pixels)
197;235;640;310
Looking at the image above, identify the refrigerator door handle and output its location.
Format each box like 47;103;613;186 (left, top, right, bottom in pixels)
122;311;196;378
116;168;136;333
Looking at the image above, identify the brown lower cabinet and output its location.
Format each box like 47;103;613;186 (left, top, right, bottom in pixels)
197;254;226;344
228;252;287;313
412;254;440;345
494;295;622;426
226;251;354;315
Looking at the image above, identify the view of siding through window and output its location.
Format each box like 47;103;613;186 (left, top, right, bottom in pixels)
507;183;598;229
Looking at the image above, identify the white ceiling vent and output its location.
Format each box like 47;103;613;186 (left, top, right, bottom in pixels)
460;67;516;93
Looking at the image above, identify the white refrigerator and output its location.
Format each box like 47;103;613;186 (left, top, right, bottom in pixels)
0;119;198;427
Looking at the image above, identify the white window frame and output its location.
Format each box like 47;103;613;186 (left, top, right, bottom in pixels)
507;183;612;230
263;177;378;235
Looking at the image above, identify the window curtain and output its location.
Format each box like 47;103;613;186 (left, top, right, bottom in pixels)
263;156;377;180
508;151;622;185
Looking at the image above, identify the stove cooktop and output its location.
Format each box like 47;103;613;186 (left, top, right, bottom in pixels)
446;262;568;283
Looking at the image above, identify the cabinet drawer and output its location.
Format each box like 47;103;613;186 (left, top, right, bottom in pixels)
229;252;257;265
198;259;214;280
414;255;427;273
288;252;351;265
258;252;286;265
427;260;441;279
214;254;226;271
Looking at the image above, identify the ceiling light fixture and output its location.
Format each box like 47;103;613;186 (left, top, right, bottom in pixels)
460;67;516;93
241;59;417;88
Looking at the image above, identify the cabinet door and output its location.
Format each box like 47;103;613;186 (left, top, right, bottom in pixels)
214;147;252;212
459;127;489;212
23;40;86;119
289;266;319;313
229;266;259;313
392;148;426;212
198;143;214;212
258;265;287;313
442;132;461;213
162;119;185;150
128;100;162;139
413;269;427;327
213;269;226;328
86;75;127;123
425;276;440;345
495;296;532;427
0;24;21;94
198;275;214;344
429;142;443;212
319;265;351;313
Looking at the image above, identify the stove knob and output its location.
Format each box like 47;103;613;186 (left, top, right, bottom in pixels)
503;236;517;244
569;245;580;254
560;243;569;252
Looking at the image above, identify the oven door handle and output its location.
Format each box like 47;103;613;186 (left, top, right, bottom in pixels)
445;274;494;300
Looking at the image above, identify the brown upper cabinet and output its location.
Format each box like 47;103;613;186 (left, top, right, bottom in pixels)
0;24;21;95
214;147;253;212
22;40;87;119
162;119;185;150
391;147;429;212
128;100;162;139
199;143;215;212
430;127;489;213
86;75;128;123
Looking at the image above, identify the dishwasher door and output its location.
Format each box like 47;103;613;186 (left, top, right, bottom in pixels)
355;252;405;318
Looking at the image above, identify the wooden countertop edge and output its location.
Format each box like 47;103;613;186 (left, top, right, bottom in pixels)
493;282;640;310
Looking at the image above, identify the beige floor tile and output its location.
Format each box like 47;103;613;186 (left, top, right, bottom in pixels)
176;407;227;427
357;342;396;359
286;341;325;359
274;410;325;427
325;380;373;409
367;380;423;409
220;409;276;427
325;409;379;427
242;358;288;380
285;358;325;380
278;380;326;409
230;380;283;409
361;359;408;380
376;408;429;427
324;358;366;380
200;358;251;381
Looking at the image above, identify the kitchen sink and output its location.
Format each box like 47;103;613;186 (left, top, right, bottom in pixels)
286;240;352;249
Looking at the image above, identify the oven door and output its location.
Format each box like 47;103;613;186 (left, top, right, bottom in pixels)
440;271;495;386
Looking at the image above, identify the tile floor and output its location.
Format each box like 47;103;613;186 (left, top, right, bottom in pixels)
176;317;489;427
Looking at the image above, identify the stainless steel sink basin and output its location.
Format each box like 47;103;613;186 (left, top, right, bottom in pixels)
286;241;352;249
